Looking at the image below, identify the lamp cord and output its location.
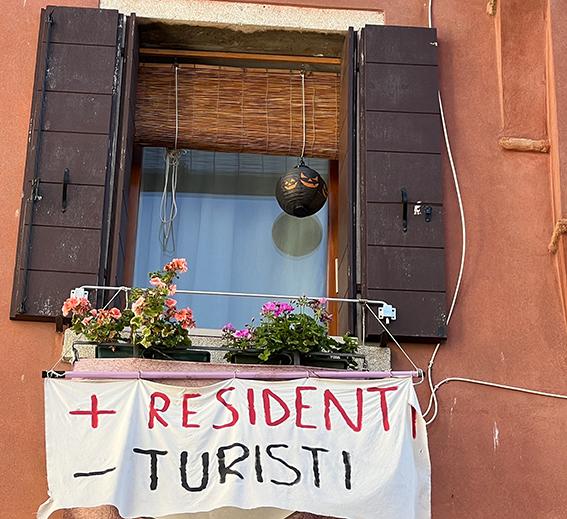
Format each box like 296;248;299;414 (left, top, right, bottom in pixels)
300;69;306;160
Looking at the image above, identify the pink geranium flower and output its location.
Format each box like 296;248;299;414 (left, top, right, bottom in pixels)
109;308;122;319
168;284;177;295
150;276;166;289
164;258;188;273
132;296;145;316
165;298;177;309
61;296;91;317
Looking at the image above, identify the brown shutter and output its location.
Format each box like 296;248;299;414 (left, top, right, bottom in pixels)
359;25;446;340
336;28;357;334
109;14;139;289
11;6;125;320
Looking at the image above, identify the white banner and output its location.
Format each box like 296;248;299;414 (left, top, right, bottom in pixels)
39;377;430;519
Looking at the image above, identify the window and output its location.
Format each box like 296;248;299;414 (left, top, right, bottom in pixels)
12;6;446;341
134;148;330;329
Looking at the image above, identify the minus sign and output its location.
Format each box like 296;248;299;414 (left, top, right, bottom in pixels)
73;467;116;478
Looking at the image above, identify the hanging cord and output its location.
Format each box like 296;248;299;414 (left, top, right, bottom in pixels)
160;63;184;252
300;68;306;161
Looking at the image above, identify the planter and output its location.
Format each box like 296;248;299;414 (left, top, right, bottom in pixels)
95;344;210;363
229;350;295;365
229;350;350;369
300;353;349;370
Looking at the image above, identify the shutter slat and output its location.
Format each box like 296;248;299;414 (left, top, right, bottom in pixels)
32;184;105;228
45;7;119;46
27;227;101;273
42;92;113;133
360;24;446;341
38;133;109;185
46;44;117;94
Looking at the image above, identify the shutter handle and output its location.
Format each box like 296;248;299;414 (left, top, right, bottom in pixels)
401;188;408;233
62;168;69;212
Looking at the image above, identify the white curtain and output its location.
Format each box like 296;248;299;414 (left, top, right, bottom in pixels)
134;149;329;330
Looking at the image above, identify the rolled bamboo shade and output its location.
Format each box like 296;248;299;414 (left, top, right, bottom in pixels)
135;64;340;159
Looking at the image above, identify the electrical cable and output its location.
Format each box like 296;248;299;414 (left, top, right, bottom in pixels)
423;0;567;426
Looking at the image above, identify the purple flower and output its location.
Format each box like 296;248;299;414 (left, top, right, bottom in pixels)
222;322;236;333
261;302;278;315
274;302;295;317
234;329;252;340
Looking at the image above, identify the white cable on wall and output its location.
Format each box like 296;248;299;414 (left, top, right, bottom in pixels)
423;0;567;426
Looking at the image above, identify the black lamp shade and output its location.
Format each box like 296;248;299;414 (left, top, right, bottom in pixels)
275;162;328;218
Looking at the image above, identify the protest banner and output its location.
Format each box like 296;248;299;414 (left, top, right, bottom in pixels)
39;377;430;519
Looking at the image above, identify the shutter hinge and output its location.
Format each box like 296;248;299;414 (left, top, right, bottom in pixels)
30;178;42;202
430;41;439;46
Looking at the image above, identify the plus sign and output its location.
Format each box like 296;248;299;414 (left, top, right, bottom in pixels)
69;394;117;428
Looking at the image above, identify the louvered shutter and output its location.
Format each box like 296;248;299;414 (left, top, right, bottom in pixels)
336;28;357;334
11;6;125;320
359;25;447;340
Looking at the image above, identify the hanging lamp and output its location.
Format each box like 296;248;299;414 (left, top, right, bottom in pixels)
275;69;328;218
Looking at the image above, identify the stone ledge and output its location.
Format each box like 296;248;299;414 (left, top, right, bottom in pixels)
63;329;390;371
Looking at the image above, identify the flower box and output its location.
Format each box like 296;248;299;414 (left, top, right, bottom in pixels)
95;343;210;363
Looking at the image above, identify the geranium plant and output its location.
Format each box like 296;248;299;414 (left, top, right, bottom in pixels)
222;297;357;365
62;258;196;351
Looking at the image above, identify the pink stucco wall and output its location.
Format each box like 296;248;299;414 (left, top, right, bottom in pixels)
1;0;567;518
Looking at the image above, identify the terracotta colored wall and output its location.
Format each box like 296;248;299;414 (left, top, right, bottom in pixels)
0;1;97;517
2;0;567;518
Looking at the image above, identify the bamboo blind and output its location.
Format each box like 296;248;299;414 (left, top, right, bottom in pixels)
135;64;340;159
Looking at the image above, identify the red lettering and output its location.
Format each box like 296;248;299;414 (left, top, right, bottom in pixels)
247;388;256;425
411;406;417;439
367;386;398;431
323;389;363;432
182;393;201;428
213;387;239;429
69;394;116;429
262;389;291;426
148;392;170;429
295;386;317;429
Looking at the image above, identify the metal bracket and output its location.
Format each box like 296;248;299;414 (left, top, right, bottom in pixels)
424;206;433;223
30;177;42;202
378;303;397;324
70;287;89;300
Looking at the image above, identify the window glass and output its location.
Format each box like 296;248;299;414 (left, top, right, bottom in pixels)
134;148;329;329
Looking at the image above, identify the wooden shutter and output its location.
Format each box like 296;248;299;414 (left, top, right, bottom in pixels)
10;6;125;320
335;28;357;334
108;14;139;290
359;25;446;340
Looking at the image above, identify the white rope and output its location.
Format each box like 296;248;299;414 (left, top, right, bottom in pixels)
160;64;183;252
300;69;306;160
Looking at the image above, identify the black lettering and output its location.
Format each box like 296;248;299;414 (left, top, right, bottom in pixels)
217;443;250;483
266;444;301;486
133;448;168;491
255;445;264;483
301;446;329;488
180;451;209;492
342;450;352;490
